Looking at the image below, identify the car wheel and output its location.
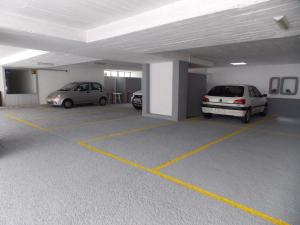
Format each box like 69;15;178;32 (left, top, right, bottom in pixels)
203;113;212;119
99;97;107;106
260;104;268;116
242;109;251;123
63;99;73;109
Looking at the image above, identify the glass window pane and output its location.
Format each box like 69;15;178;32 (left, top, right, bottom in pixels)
118;71;125;77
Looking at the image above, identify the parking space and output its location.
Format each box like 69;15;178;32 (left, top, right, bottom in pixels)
1;104;297;225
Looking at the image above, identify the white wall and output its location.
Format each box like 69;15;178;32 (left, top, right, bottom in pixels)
149;62;173;116
38;63;104;104
0;67;5;105
5;94;38;106
207;64;300;99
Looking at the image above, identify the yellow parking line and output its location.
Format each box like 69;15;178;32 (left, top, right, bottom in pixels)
83;121;175;143
5;114;50;132
33;106;135;120
153;116;271;171
79;140;289;225
48;115;139;130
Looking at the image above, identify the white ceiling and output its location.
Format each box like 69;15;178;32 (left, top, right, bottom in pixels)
7;52;99;68
0;45;26;58
0;0;176;29
174;36;300;67
95;0;300;53
0;0;299;67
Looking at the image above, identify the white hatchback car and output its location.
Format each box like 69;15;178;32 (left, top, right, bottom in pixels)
202;85;268;123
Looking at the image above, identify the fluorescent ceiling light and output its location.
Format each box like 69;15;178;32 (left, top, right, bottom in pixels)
230;62;247;66
0;49;48;66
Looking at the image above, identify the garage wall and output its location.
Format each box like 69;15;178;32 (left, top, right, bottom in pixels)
0;67;5;105
38;63;104;104
149;62;173;116
207;63;300;117
207;64;300;99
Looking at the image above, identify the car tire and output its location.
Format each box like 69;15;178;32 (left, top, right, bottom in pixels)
260;104;268;116
242;109;251;123
99;97;107;106
63;99;73;109
203;113;212;119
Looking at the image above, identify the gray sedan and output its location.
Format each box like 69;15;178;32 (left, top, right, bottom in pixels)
47;82;108;108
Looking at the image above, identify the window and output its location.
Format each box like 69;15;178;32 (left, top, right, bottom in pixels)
280;77;299;95
118;71;125;77
104;70;133;78
104;71;111;77
91;83;102;91
75;83;89;92
124;72;131;77
208;86;244;97
253;87;262;97
111;71;118;77
248;86;255;97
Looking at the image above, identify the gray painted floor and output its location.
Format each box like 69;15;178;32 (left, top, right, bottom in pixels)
0;104;299;225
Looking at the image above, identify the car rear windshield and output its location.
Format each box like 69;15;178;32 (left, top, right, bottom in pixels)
208;86;244;97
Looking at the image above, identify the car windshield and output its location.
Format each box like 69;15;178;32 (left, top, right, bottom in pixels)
58;83;78;91
208;86;244;97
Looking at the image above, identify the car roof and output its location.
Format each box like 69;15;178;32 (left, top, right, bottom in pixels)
72;81;100;84
213;84;251;87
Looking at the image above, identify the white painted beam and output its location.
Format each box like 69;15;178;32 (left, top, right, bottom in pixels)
87;0;269;42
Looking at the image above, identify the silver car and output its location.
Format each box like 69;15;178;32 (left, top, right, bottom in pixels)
131;90;142;109
47;82;108;108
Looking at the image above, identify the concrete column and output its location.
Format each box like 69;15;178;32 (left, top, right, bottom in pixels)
172;60;189;121
142;61;189;121
142;64;150;117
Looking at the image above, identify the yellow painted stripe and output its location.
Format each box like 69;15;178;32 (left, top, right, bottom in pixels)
5;114;49;132
48;115;139;130
79;141;149;171
34;106;135;120
153;116;271;171
78;140;289;225
83;121;174;143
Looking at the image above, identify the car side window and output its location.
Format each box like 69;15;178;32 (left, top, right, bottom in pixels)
248;86;255;97
253;87;262;97
91;83;102;91
75;83;89;92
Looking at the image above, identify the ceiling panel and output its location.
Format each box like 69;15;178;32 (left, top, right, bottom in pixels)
0;0;177;29
175;36;300;66
7;52;98;68
94;0;300;53
0;45;26;58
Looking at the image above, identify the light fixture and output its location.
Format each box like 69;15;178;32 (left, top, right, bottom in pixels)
230;62;247;66
0;49;48;66
273;15;289;30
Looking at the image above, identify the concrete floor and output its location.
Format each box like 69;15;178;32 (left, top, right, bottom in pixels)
0;104;299;225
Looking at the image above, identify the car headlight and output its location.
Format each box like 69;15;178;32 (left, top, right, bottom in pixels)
53;95;61;101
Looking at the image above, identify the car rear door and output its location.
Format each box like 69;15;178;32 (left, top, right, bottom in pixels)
252;86;266;113
73;83;91;104
90;82;103;103
248;86;261;113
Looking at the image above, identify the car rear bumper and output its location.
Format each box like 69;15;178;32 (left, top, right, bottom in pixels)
131;96;142;107
202;105;248;117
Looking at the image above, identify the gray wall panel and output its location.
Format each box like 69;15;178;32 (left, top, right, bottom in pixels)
268;98;300;117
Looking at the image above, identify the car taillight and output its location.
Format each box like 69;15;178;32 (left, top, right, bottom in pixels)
234;99;246;104
202;96;209;102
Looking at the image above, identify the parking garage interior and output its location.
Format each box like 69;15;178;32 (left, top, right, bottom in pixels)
0;1;300;225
